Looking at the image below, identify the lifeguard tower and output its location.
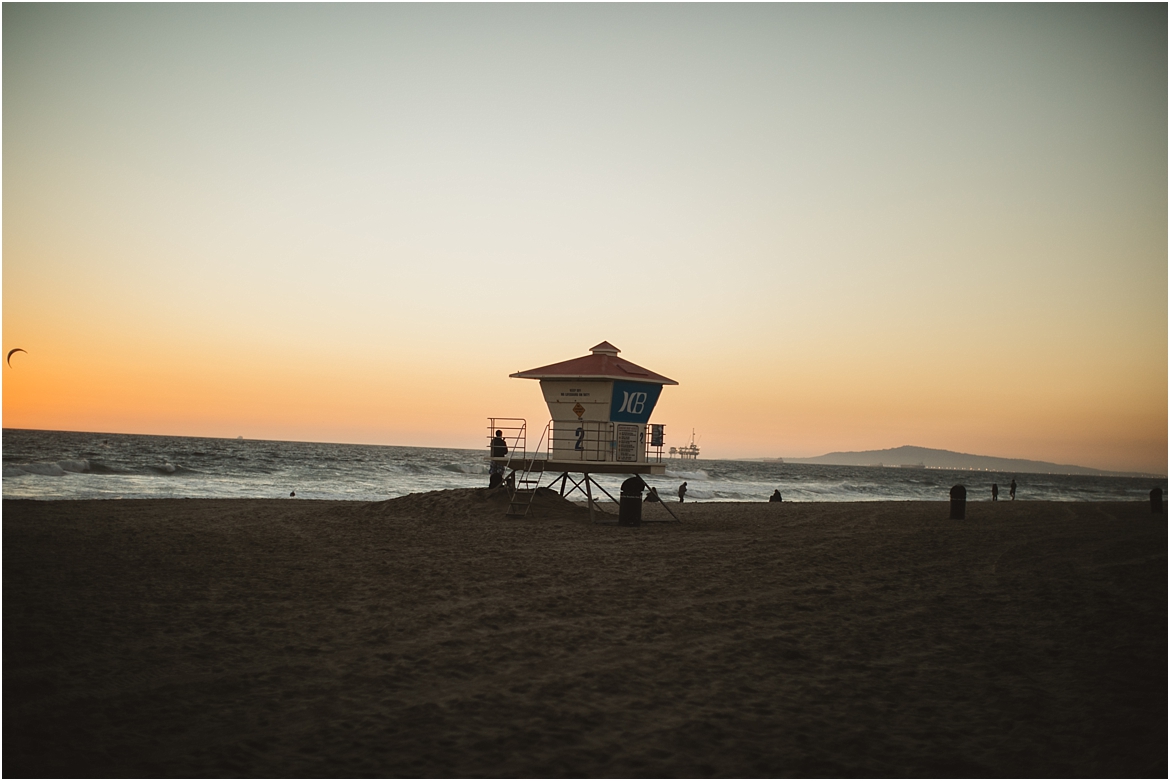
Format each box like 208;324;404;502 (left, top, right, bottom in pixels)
488;341;679;521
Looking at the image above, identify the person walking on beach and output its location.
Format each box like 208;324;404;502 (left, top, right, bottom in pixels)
769;489;783;502
678;482;688;503
992;483;999;501
489;430;508;489
1010;479;1017;500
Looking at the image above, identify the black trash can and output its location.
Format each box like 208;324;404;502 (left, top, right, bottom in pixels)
1151;488;1163;515
619;494;642;526
620;476;645;527
949;485;966;520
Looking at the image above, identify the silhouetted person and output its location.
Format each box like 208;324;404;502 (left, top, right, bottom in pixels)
678;482;688;503
491;430;508;457
769;489;783;502
644;487;661;503
1009;479;1017;500
992;483;999;501
489;430;508;489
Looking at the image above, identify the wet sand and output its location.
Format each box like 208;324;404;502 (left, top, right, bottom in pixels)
4;492;1166;777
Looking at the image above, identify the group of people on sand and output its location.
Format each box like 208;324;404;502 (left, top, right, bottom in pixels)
646;483;784;503
644;483;689;503
991;479;1018;501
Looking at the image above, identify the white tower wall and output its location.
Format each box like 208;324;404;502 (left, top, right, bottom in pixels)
539;379;648;463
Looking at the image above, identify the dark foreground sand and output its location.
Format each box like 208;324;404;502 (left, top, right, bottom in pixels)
4;491;1166;778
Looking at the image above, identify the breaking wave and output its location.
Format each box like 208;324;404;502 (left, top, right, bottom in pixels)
4;459;95;477
664;468;709;481
4;458;199;478
441;462;489;475
148;462;199;476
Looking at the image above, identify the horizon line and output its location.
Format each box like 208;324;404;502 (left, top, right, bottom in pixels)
3;427;1165;479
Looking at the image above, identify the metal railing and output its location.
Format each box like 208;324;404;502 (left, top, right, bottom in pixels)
486;418;526;471
492;421;667;464
548;421;610;462
488;418;667;465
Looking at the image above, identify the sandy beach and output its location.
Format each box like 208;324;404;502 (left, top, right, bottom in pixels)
4;491;1165;778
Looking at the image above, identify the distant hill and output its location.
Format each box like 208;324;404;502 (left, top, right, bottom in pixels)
783;445;1151;477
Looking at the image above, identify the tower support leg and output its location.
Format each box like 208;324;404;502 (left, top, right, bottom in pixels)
584;472;595;524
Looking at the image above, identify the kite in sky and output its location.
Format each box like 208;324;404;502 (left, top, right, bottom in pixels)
7;348;27;367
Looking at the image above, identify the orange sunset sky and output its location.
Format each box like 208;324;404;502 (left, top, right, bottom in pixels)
4;4;1167;474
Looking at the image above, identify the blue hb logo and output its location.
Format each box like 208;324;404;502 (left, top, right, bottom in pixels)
610;381;661;423
617;391;647;415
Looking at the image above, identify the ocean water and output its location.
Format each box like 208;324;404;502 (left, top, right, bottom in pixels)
3;429;1164;504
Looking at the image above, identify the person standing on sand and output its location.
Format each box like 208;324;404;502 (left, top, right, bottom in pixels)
1010;479;1017;500
992;483;999;501
678;482;688;503
489;430;508;489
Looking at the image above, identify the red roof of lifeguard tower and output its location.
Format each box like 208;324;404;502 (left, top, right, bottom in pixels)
510;342;678;385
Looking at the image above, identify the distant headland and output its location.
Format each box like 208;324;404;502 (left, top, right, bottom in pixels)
761;445;1161;478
